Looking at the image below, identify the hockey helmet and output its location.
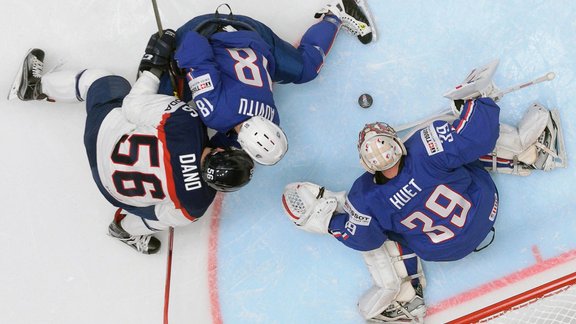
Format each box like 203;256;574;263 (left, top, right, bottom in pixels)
358;122;407;173
202;148;255;192
237;116;288;165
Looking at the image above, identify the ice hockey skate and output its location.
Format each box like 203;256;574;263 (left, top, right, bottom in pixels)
108;209;161;255
8;48;48;101
369;285;426;323
315;0;374;44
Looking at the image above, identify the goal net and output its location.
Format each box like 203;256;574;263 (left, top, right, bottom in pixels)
449;272;576;323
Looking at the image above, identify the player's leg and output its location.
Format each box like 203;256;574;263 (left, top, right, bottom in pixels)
108;208;162;254
315;0;373;44
10;48;115;103
360;241;426;322
282;0;374;84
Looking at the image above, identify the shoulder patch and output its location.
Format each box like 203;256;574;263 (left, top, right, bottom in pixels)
420;124;444;156
343;199;372;226
188;73;214;98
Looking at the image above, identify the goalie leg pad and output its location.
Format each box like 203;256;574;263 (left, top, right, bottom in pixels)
482;103;566;175
359;241;426;319
282;182;340;234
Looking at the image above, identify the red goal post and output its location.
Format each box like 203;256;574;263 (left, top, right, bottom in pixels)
448;271;576;323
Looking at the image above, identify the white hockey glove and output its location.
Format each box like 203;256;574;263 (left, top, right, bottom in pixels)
281;182;346;234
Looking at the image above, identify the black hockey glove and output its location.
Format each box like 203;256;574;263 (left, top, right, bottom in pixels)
138;29;177;78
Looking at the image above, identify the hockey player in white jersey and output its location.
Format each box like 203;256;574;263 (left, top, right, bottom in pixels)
10;31;255;254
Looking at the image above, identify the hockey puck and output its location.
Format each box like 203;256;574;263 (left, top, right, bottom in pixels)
358;93;373;108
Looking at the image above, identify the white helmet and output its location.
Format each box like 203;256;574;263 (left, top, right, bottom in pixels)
358;122;406;173
237;116;288;165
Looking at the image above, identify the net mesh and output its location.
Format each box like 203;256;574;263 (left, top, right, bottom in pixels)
481;284;576;324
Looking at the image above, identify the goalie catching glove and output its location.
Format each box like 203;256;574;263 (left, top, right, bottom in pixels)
281;182;346;234
138;29;177;78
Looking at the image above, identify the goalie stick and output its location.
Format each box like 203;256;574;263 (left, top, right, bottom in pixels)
394;65;556;138
354;0;378;42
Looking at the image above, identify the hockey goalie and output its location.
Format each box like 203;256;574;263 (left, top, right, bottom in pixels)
281;61;566;322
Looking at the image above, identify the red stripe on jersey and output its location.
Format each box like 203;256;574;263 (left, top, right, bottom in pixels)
157;113;197;222
480;156;512;164
455;100;475;133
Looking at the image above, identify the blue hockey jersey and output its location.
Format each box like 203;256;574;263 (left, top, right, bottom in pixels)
175;30;278;133
329;98;501;261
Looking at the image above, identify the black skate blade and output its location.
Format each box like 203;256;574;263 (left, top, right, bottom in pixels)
7;48;32;100
7;48;45;101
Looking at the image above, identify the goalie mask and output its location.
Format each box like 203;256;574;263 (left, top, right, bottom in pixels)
202;148;255;192
358;122;407;173
237;116;288;166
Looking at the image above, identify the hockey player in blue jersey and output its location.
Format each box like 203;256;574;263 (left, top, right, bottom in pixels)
10;31;254;254
158;0;375;165
282;97;502;322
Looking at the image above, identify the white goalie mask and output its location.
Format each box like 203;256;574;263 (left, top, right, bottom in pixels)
237;116;288;165
358;122;407;173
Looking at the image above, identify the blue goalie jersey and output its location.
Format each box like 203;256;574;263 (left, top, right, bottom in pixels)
329;98;501;261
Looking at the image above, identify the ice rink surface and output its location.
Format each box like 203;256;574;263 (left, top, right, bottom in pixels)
1;1;575;323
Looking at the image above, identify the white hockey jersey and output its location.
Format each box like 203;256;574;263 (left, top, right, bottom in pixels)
91;71;215;228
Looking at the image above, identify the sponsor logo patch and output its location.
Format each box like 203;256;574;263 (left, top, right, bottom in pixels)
343;199;372;226
420;125;444;156
189;73;214;98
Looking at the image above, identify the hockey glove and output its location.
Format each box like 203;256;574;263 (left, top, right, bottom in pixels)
138;29;177;78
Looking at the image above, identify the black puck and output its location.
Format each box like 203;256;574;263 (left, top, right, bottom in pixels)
358;93;373;108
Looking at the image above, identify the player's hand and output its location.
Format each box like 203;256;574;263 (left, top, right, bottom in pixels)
138;29;177;77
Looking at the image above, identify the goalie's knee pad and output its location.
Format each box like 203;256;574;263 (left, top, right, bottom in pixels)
358;241;425;319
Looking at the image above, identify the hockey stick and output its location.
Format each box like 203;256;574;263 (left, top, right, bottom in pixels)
492;72;555;99
148;2;178;323
396;71;556;134
150;0;180;99
163;226;175;324
151;0;164;33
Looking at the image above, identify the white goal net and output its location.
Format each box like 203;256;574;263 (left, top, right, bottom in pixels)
449;272;576;323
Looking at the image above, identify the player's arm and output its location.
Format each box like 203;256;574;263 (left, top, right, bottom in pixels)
328;195;387;252
428;98;501;168
174;31;225;125
122;30;188;126
121;71;187;126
